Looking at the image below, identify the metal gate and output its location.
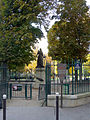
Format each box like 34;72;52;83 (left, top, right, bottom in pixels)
38;63;51;105
9;83;32;99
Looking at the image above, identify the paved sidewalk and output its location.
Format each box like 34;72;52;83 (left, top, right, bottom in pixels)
6;98;43;107
0;99;90;120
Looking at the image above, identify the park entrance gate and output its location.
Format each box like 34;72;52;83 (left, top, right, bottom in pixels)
9;83;32;99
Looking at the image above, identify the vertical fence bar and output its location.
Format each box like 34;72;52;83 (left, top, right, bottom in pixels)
65;59;67;93
45;64;48;106
64;84;66;95
53;62;55;94
61;80;63;108
72;59;74;95
75;59;77;94
6;83;8;99
88;78;89;92
68;58;70;82
48;64;51;94
82;62;84;93
79;65;81;93
67;84;69;95
25;84;27;99
77;69;78;94
84;79;85;92
10;83;12;99
57;77;59;93
84;74;85;92
54;75;55;94
30;84;32;99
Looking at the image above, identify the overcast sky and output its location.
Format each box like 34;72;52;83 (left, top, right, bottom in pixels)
36;0;90;54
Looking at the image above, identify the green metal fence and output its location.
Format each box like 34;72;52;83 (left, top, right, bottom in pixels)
9;83;32;99
38;60;90;102
0;83;10;100
9;71;34;82
46;60;90;95
0;61;9;102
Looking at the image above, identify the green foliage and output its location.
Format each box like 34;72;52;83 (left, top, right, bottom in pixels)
48;0;90;61
84;54;90;75
0;0;52;70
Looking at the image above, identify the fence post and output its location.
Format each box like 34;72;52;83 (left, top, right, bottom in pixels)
6;83;8;99
67;84;69;95
25;84;27;99
56;93;59;120
10;84;12;99
45;64;48;106
3;94;7;120
30;84;32;99
61;80;63;108
72;59;74;95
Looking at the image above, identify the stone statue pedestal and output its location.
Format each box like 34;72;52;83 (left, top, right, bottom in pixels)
33;68;45;88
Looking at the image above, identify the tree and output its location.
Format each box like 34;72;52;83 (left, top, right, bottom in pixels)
83;54;90;76
48;0;90;82
48;0;90;61
0;0;54;70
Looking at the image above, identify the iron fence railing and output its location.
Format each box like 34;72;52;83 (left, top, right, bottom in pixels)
0;83;9;100
0;82;33;101
10;83;32;99
38;84;46;100
38;79;90;100
50;80;90;95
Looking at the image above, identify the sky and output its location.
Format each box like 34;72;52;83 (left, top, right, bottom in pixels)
36;0;90;54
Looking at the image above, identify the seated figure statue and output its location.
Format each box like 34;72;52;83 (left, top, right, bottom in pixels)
36;48;44;68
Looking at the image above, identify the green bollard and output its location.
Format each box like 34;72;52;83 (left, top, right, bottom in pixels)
25;84;27;99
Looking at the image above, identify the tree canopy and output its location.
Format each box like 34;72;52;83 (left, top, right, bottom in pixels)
48;0;90;62
0;0;54;70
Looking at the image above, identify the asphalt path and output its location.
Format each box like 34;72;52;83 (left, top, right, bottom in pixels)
0;99;90;120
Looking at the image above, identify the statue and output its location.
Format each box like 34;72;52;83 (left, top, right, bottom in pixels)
36;48;44;68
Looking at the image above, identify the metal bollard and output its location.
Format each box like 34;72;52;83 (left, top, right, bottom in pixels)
56;93;59;120
3;94;7;120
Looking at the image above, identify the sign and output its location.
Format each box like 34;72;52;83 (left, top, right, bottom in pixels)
75;61;80;70
57;63;66;80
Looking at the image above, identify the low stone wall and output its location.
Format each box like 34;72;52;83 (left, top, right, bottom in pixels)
48;92;90;107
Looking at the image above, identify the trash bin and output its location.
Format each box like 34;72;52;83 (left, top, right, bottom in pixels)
0;99;2;109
